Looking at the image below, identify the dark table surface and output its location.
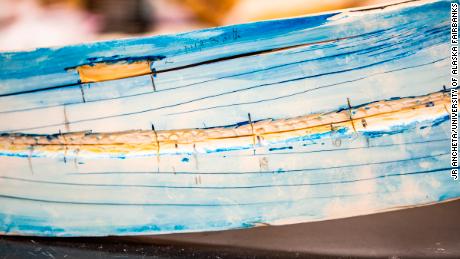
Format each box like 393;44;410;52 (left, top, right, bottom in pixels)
1;199;459;258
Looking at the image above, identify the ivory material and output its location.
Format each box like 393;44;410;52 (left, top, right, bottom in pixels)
0;0;457;237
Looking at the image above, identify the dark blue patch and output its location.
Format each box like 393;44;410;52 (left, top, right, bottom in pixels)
174;225;186;230
364;115;449;139
241;222;255;228
432;114;449;127
115;224;161;233
208;146;251;153
275;168;285;174
268;146;293;151
181;157;190;162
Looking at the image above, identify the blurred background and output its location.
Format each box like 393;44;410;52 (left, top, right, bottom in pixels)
0;0;390;51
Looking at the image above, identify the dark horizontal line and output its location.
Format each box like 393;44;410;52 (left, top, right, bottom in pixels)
0;81;84;98
0;191;373;207
0;167;451;206
155;37;356;73
1;156;449;189
334;19;420;51
72;151;448;176
349;0;419;12
166;57;448;115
